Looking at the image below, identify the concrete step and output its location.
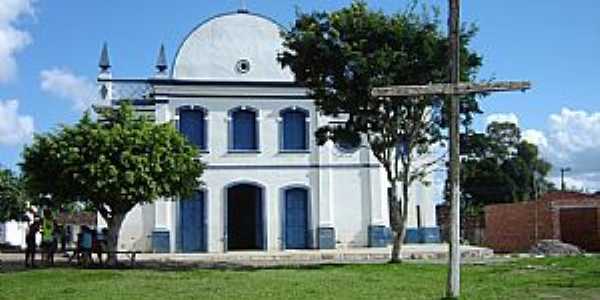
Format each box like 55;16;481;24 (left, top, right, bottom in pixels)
0;244;494;268
135;245;493;266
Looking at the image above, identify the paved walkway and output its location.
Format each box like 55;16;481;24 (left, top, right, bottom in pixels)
1;244;493;268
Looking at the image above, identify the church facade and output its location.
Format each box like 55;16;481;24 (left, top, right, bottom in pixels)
97;10;439;253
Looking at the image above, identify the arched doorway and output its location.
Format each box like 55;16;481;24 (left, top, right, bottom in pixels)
284;187;309;249
226;183;265;251
178;190;206;252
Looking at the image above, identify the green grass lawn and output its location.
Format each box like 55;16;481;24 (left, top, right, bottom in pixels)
1;256;599;300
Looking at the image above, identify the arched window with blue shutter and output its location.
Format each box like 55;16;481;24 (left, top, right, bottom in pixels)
280;107;308;151
178;106;207;151
230;107;258;151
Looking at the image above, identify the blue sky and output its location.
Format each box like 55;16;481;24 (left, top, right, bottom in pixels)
1;0;599;190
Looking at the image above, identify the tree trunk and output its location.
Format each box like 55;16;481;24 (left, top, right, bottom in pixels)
390;162;412;264
390;222;408;263
394;162;413;261
389;182;406;263
106;213;125;266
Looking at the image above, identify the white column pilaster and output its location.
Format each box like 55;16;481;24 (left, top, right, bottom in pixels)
267;186;280;252
208;185;224;253
318;141;335;227
364;149;386;227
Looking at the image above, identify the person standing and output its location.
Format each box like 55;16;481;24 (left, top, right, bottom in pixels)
52;221;61;260
25;219;40;268
62;225;72;257
79;226;93;266
41;209;56;266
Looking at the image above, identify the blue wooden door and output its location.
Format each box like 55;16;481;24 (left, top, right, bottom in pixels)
180;191;205;252
285;188;308;249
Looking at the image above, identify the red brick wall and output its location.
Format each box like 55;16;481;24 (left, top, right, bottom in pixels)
484;192;600;253
484;201;551;252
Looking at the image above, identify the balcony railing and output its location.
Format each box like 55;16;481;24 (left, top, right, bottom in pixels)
99;79;153;101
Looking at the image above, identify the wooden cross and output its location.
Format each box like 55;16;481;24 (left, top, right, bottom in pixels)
371;1;531;298
372;81;530;97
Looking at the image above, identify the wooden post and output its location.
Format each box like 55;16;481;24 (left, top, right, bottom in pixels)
370;1;531;297
447;0;461;298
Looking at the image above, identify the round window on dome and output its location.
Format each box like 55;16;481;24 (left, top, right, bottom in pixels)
235;59;251;74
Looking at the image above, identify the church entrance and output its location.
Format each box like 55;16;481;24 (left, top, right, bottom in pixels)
284;188;309;249
226;184;265;251
179;191;206;253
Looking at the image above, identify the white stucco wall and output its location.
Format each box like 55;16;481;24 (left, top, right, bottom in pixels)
111;91;407;252
106;85;439;252
331;168;370;247
0;221;28;249
98;203;155;251
201;168;314;252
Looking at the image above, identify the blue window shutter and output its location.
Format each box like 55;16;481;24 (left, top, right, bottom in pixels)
232;110;257;150
179;109;206;150
283;111;307;150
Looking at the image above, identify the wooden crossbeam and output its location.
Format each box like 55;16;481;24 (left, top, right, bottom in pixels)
372;81;531;97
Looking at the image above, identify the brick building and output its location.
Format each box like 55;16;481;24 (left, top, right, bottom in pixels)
484;192;600;253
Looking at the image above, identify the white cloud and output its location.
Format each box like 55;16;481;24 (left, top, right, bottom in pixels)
0;0;34;82
524;108;600;192
40;68;98;111
0;99;34;145
485;113;519;126
547;108;600;161
522;129;548;149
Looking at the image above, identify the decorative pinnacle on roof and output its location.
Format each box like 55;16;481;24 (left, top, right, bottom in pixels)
99;42;111;71
156;44;168;73
237;0;249;13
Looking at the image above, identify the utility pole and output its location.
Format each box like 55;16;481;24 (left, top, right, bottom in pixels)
560;167;572;191
447;0;461;298
371;1;531;298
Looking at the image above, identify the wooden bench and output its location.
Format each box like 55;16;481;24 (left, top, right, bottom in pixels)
67;249;141;267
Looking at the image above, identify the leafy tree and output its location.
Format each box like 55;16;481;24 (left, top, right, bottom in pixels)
486;122;521;160
21;104;204;264
279;1;482;262
0;168;28;223
461;158;517;208
461;121;552;209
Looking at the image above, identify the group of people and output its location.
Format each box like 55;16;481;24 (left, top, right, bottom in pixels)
24;208;109;267
70;225;110;266
25;208;61;267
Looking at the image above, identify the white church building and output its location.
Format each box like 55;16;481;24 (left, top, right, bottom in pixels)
96;10;440;253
